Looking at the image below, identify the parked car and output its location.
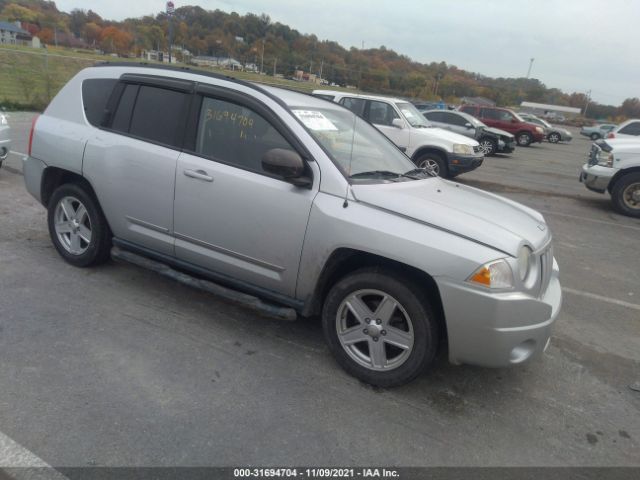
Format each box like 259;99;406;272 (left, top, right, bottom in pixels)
459;105;545;147
312;90;484;178
24;65;561;387
422;109;516;156
0;112;10;169
580;138;640;217
606;118;640;139
518;113;573;144
580;123;616;141
414;101;444;111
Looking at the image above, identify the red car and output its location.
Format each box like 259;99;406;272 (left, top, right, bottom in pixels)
459;105;546;147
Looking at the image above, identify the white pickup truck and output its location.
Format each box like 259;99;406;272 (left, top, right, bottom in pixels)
580;138;640;217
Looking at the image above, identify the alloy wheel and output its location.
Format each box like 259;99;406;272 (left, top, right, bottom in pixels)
335;289;415;371
54;196;93;255
418;158;440;175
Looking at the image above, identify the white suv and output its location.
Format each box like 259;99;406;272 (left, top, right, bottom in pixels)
312;90;483;178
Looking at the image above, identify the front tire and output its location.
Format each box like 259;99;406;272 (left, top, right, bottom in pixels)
47;183;112;267
548;132;561;143
590;132;601;141
516;131;532;147
611;172;640;218
478;137;497;156
415;152;448;178
322;268;439;387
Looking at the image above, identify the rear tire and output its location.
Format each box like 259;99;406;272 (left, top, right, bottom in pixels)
516;131;532;147
47;183;112;267
548;132;561;143
415;152;448;178
322;268;439;387
611;172;640;218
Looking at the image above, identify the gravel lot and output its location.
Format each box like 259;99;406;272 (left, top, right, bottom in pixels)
0;113;638;467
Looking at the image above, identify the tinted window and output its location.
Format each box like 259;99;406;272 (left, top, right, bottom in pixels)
111;84;138;133
619;121;640;136
128;86;189;147
82;78;117;127
368;100;399;126
425;111;444;122
442;112;467;127
339;97;366;116
480;108;502;121
195;96;294;174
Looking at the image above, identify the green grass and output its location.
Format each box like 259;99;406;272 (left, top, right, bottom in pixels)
0;45;351;110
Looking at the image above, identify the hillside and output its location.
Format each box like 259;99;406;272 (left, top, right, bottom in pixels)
1;0;638;118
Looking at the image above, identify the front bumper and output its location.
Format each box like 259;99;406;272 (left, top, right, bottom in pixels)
497;140;516;153
436;260;562;368
447;152;484;174
579;163;616;193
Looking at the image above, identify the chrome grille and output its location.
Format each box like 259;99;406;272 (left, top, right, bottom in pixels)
538;245;554;298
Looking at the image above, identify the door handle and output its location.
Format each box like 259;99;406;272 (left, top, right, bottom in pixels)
183;169;213;182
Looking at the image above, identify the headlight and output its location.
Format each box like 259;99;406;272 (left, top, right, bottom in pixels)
467;259;514;289
516;246;532;281
452;143;473;155
535;126;544;133
597;151;613;167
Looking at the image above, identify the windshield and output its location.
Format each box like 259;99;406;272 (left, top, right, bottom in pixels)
396;102;431;128
512;112;525;122
291;106;418;181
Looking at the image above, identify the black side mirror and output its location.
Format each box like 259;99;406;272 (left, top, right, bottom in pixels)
262;148;311;187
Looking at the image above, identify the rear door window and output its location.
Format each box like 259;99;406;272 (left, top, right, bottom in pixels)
128;86;190;147
425;111;444;122
82;78;117;127
442;112;466;126
339;97;366;117
110;84;138;133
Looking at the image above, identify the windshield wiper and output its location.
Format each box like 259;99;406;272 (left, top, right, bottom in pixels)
404;167;437;178
351;170;426;181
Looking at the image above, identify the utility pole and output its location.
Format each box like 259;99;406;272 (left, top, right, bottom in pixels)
273;57;277;76
166;1;175;63
260;38;265;74
319;58;324;80
526;57;535;79
584;90;592;117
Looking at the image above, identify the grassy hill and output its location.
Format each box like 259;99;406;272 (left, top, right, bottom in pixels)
0;45;350;111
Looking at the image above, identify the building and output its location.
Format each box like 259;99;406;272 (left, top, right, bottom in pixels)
0;20;32;46
192;56;243;70
140;49;177;64
520;101;582;118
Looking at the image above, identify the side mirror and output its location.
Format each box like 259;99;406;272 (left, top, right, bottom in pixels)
262;148;311;187
391;118;404;129
465;122;473;129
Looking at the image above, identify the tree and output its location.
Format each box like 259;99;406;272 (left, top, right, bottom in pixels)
100;26;133;55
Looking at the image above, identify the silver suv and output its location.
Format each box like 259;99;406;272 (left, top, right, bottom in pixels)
23;65;561;387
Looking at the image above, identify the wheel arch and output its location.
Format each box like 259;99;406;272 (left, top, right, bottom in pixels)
608;166;640;194
410;146;448;163
304;248;447;344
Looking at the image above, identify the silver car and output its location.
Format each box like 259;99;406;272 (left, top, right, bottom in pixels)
519;113;573;144
0;112;10;169
23;65;562;387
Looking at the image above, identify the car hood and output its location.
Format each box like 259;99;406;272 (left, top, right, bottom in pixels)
482;126;514;140
606;138;640;154
415;126;479;146
351;178;550;256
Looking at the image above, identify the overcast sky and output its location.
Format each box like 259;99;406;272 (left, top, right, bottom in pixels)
55;0;640;105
